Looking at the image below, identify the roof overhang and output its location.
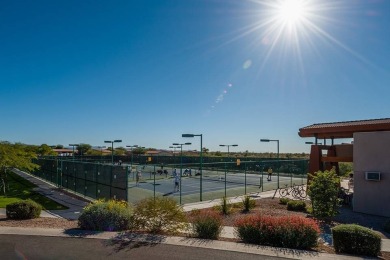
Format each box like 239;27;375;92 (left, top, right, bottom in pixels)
299;118;390;139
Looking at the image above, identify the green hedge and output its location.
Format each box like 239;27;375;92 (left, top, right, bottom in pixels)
287;200;306;212
332;224;381;256
6;200;42;220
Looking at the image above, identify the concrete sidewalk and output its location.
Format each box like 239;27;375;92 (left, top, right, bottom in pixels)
10;169;89;220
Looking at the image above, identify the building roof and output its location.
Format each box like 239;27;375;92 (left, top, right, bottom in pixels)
298;118;390;139
145;150;172;155
52;148;74;153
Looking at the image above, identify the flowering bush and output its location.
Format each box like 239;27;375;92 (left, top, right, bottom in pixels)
190;210;223;239
234;215;320;249
78;199;133;231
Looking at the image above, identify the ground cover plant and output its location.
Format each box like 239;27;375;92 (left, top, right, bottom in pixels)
0;171;67;210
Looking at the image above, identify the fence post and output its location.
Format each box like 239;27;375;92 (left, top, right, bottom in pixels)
84;163;87;197
126;165;129;203
244;163;247;195
153;165;156;200
224;162;227;198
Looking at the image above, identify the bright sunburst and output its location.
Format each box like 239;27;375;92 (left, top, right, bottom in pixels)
229;0;365;72
277;0;307;26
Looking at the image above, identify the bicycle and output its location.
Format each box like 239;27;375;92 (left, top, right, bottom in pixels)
279;184;307;199
293;184;307;199
279;184;292;197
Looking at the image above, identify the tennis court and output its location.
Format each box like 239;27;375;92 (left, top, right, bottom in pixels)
128;162;307;204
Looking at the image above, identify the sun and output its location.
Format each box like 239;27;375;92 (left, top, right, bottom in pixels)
276;0;307;27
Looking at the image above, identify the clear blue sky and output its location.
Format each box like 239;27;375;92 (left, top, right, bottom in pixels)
1;0;389;153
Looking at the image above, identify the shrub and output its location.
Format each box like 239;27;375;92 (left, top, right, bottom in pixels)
384;219;390;233
279;198;290;205
332;224;381;256
190;210;222;239
234;215;320;249
287;200;306;212
308;168;340;220
133;197;188;234
241;195;256;213
6;199;42;219
78;199;133;231
219;197;232;215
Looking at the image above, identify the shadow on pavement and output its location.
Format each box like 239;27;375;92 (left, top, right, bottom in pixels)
106;232;167;252
63;228;105;237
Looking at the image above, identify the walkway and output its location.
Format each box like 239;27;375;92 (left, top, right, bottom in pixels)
4;169;90;220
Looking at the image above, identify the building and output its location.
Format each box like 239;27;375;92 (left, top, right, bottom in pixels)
299;118;390;217
52;148;74;156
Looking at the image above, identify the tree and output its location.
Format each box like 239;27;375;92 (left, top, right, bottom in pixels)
214;151;222;157
133;147;146;155
55;144;64;149
308;168;341;220
339;162;353;177
37;144;56;156
0;142;39;195
77;144;91;156
114;147;127;156
202;147;209;154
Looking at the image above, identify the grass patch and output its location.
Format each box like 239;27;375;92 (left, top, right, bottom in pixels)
0;171;68;210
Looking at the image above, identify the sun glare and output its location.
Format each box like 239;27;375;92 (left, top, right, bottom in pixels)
277;0;306;25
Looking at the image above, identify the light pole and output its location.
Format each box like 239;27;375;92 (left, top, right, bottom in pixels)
172;142;191;204
96;146;106;156
219;144;238;197
305;141;322;145
182;133;203;201
169;145;180;167
260;139;280;188
104;140;122;165
219;144;238;161
126;145;138;167
69;144;79;161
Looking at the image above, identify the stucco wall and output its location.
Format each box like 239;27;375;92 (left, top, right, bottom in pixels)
353;131;390;217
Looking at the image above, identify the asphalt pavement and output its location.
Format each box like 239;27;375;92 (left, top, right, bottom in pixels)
0;231;363;260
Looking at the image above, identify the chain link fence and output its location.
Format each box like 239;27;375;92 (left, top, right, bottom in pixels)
33;157;308;204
